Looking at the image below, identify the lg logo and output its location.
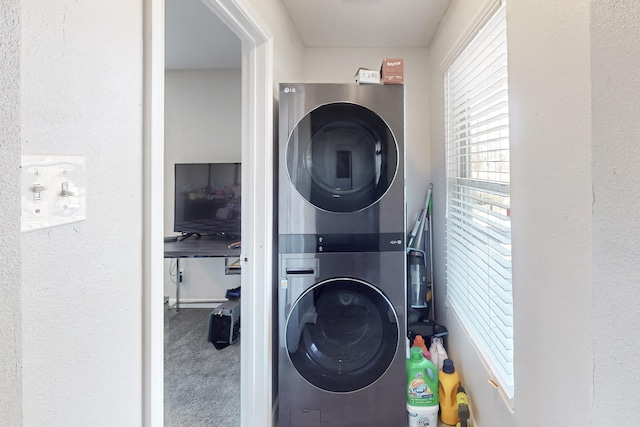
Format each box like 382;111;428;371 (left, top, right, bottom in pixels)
283;87;296;93
390;240;402;245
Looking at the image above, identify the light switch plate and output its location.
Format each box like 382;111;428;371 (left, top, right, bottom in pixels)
21;155;87;232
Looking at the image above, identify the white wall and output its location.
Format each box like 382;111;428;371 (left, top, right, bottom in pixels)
3;0;303;424
591;1;640;424
304;48;431;228
430;0;593;425
508;0;592;425
19;0;144;425
164;69;242;302
248;0;305;86
0;0;22;424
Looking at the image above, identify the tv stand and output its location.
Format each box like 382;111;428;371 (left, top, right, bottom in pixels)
179;233;201;241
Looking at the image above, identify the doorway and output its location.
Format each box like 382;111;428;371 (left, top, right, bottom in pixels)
143;0;274;426
164;0;242;423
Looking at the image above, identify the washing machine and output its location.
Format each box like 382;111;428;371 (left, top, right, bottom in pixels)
278;252;406;427
277;83;406;427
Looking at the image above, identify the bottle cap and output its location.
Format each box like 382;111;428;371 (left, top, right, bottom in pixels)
410;346;424;361
442;358;455;374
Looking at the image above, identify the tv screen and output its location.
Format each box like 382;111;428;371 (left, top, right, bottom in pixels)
174;163;241;240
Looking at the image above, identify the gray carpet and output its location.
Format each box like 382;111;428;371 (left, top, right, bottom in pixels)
164;306;240;427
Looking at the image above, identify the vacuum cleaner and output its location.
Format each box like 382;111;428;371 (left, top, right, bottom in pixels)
407;184;448;344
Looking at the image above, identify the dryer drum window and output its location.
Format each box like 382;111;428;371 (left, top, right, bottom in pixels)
286;103;398;213
285;278;399;393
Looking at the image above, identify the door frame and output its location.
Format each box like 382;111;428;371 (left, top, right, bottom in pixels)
143;0;274;425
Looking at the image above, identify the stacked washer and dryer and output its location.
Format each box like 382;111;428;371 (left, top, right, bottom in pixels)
277;83;407;427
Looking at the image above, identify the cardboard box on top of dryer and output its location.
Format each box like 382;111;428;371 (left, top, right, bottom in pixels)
354;67;381;84
380;58;404;84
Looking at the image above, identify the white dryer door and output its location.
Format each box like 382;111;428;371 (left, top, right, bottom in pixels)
285;278;399;393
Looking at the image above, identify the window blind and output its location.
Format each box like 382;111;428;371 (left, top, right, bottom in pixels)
444;5;514;399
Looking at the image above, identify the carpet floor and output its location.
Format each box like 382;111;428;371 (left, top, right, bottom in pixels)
164;306;240;427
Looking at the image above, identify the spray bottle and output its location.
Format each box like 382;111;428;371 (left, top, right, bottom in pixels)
455;385;470;427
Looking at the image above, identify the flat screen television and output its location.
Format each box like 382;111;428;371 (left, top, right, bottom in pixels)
174;162;241;240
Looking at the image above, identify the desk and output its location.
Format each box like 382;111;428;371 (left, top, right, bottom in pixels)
164;237;241;310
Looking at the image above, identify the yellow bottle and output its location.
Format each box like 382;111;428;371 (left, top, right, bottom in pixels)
456;385;470;427
439;359;461;425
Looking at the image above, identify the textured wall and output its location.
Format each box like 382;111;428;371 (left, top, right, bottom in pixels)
0;0;22;424
508;0;593;425
20;1;144;424
591;0;640;424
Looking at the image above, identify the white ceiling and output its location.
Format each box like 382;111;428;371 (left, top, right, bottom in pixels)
281;0;451;48
165;0;451;69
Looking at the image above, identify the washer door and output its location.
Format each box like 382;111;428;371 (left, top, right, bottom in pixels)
286;103;398;213
285;278;399;393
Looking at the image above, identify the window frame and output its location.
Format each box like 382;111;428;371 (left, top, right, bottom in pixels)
442;2;515;402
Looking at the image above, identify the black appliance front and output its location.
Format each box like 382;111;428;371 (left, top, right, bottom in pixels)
278;252;406;427
287;278;397;393
278;83;405;236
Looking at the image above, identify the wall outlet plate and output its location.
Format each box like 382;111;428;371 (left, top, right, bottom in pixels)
21;155;87;232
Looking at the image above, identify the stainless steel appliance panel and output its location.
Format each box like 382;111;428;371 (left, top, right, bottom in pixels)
278;83;405;236
278;251;407;427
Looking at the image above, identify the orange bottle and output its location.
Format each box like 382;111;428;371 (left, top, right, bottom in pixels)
439;358;461;425
412;335;431;360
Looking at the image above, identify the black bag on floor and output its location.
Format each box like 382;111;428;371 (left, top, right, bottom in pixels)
207;300;240;350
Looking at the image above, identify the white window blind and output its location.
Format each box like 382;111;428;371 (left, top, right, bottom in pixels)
444;5;514;399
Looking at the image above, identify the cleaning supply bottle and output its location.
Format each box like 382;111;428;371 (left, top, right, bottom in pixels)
429;336;448;371
412;334;431;360
455;385;470;427
407;347;439;426
429;341;438;372
436;338;448;371
407;347;439;406
439;358;461;425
